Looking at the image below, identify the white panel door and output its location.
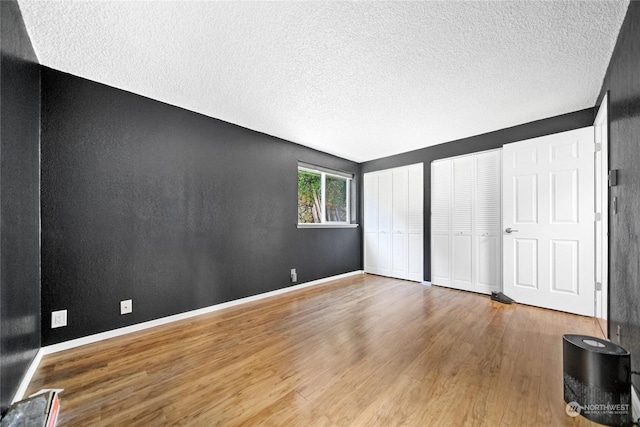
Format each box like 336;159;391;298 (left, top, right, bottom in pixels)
430;160;452;287
502;127;595;316
452;156;474;291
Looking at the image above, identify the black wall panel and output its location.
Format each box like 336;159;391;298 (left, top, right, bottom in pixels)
40;69;361;346
361;108;594;282
597;1;640;392
0;0;41;413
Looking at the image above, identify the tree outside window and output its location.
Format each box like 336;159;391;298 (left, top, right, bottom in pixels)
325;175;347;222
298;166;350;224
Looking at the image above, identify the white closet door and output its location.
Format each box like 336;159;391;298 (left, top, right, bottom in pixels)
431;150;502;294
391;168;409;279
364;173;379;273
364;164;423;282
452;156;474;291
430;160;452;287
407;164;424;282
474;150;502;294
377;171;393;276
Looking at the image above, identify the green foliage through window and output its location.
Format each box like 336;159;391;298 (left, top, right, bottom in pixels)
298;170;322;223
298;166;350;224
325;175;347;222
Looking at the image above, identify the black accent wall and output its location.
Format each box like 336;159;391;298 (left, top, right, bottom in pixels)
0;0;41;414
40;68;361;346
361;108;595;282
597;1;640;393
4;0;637;410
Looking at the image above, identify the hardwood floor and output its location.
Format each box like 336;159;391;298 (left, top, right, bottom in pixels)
27;274;605;426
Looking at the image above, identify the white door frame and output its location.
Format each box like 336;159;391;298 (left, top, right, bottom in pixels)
594;93;609;336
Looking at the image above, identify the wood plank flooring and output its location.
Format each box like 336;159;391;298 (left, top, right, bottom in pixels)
27;274;605;426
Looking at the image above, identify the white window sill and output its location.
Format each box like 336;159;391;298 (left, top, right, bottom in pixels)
297;223;359;229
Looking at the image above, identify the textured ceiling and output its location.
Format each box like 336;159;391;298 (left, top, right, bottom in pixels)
18;1;629;162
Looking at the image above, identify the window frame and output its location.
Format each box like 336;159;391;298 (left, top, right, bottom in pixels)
297;163;358;229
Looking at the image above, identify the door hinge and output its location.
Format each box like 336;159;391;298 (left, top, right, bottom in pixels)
595;212;601;221
595;282;602;291
595;143;602;152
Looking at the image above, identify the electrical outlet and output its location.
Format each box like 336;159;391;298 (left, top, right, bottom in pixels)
291;268;297;283
120;299;132;315
51;310;67;328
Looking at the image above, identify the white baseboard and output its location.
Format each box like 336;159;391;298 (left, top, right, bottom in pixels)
632;384;640;423
11;348;44;404
41;270;364;356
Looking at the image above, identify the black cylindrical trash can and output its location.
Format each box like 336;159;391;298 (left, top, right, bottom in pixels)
563;334;631;426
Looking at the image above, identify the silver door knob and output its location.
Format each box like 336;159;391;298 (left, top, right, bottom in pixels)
505;227;519;233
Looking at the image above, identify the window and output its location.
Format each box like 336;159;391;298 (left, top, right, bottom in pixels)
298;163;354;227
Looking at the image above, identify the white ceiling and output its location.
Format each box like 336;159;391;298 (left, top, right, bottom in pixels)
18;1;629;163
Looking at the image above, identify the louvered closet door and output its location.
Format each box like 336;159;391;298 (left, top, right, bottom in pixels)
365;164;423;282
430;160;452;287
474;150;502;294
364;171;393;277
391;168;409;279
452;156;474;291
364;173;379;274
407;164;424;282
377;171;393;277
431;150;502;294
